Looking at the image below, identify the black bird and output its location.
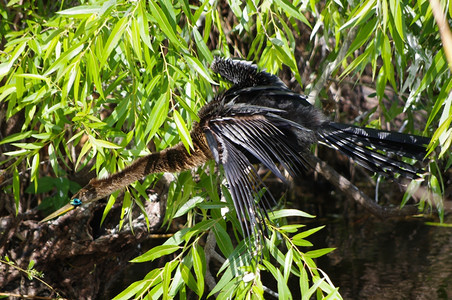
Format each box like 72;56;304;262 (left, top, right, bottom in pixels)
42;57;430;238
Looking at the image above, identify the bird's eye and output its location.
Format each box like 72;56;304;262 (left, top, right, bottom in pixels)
70;198;82;206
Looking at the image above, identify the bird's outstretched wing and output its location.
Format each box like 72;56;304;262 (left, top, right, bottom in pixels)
203;101;309;237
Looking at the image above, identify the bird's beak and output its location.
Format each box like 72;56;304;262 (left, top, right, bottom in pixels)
39;203;75;223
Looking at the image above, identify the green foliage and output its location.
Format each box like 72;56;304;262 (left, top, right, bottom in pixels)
0;256;60;297
115;207;338;300
1;0;450;298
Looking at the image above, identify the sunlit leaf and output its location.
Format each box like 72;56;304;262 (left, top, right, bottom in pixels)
131;245;181;263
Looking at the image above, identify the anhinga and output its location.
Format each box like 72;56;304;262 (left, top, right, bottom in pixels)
41;57;430;238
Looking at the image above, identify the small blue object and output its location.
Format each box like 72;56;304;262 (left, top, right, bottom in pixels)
70;198;82;207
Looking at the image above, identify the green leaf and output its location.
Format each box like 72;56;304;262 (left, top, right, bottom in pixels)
208;265;237;297
193;28;213;62
162;260;178;299
57;5;102;15
192;245;205;296
112;279;150;300
185;219;217;241
180;260;199;295
339;0;376;31
0;131;33;145
90;137;121;149
292;238;313;247
13;168;20;214
148;1;184;49
101;194;118;226
274;0;311;27
382;34;397;90
174;196;204;218
87;49;104;99
389;0;405;41
131;245;181;263
293;226;325;240
30;153;39;191
137;2;153;50
148;91;169;139
305;248;336;258
173;110;193;152
44;42;85;76
184;54;216;84
300;265;309;298
213;222;234;257
101;16;129;67
0;41;27;78
269;209;315;220
283;247;293;283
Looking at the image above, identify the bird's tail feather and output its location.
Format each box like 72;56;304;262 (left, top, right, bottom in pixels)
319;122;430;179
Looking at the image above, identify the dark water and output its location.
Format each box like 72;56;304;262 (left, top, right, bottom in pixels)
309;214;452;299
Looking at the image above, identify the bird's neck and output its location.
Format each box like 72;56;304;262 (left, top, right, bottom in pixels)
87;132;212;201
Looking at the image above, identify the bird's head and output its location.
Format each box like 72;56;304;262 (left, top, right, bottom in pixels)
70;180;99;205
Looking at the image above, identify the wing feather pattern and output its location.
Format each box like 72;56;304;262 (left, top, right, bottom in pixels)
203;101;307;238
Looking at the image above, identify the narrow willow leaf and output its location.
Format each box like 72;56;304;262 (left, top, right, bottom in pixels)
193;28;213;62
274;0;311;27
180;261;199;295
57;5;102;15
279;224;305;233
192;245;205;296
11;143;43;150
269;209;315;220
101;193;118;226
0;85;16;103
173;196;204;218
13;168;20;214
339;0;376;31
343;18;377;61
47;143;59;176
62;62;78;101
185;219;217;241
265;237;300;277
169;264;184;297
31;132;51;140
101;16;129;67
300;265;309;299
184;55;216;84
293;239;313;247
305;248;336;258
382;34;397;90
306;277;326;298
137;2;153;50
90;137;121;149
112;279;149;300
0;131;33;145
163;260;178;299
293;226;325;240
213;222;234;257
148;92;169;139
262;259;278;280
31;153;39;191
75;140;92;170
0;41;26;78
389;0;405;41
88;49;104;99
130;245;181;263
208;265;235;297
283;247;293;283
44;42;84;76
130;18;143;61
173;110;193;152
148;1;184;49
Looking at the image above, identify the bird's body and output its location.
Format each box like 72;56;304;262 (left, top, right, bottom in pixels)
41;58;430;237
